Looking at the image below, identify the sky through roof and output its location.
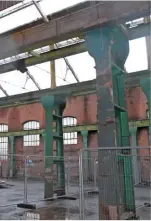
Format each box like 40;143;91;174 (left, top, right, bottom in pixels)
0;0;148;97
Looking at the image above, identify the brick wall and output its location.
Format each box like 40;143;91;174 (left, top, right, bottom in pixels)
63;94;97;124
0;89;149;181
126;87;148;121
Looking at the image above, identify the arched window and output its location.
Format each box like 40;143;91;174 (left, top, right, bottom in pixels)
147;110;149;119
23;121;40;146
63;117;77;127
63;117;77;145
0;124;8;160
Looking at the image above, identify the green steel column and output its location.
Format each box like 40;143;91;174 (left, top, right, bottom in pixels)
50;44;56;89
140;78;151;145
42;132;46;162
81;130;88;180
85;25;136;219
116;73;130;146
9;136;15;178
116;71;135;210
55;105;65;192
123;156;136;211
41;95;66;198
129;127;140;185
41;96;54;199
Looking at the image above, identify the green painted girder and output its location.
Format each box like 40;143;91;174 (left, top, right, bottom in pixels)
0;124;97;137
63;124;98;132
0;70;150;109
129;119;149;128
0;120;149;137
0;22;150;75
0;0;150;64
0;43;86;74
0;129;45;137
0;125;97;137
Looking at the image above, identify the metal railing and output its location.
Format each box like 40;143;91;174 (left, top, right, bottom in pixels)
79;147;151;220
0;147;150;220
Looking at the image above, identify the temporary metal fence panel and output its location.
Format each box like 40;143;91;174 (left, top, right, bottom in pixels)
0;147;150;220
0;153;81;220
79;147;151;220
24;155;81;220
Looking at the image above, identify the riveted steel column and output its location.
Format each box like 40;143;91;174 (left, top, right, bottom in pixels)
55;101;66;194
129;127;140;185
140;78;151;144
9;136;15;178
41;96;54;199
41;95;66;198
85;25;135;219
81;130;89;181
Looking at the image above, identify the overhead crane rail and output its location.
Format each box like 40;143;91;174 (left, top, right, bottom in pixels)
0;19;150;75
0;69;149;107
0;0;150;62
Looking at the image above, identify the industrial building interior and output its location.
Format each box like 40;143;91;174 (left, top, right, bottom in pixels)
0;0;150;220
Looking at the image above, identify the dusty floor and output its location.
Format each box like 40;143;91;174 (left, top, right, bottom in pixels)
0;179;150;220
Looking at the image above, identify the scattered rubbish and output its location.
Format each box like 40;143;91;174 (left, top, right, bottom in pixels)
87;190;99;195
0;180;14;188
144;203;151;207
45;195;76;201
17;203;36;210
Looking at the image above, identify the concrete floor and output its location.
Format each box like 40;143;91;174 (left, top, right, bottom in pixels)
0;179;150;220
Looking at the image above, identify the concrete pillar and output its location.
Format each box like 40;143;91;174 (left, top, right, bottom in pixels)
129;127;140;185
9;136;15;178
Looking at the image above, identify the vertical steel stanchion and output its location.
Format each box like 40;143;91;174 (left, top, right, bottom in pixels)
66;167;69;196
79;150;85;219
24;156;28;204
66;159;70;219
94;159;97;189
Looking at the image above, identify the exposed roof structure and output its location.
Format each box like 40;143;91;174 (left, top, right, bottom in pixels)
0;1;22;12
0;0;150;98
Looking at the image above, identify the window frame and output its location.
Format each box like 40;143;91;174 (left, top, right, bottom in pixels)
23;121;40;147
0;124;8;160
62;117;78;145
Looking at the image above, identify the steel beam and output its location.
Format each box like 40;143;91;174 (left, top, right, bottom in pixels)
146;36;151;70
0;1;150;60
0;84;9;96
26;69;41;90
0;0;41;19
0;120;149;137
129;23;151;40
0;1;22;12
32;0;49;23
0;21;150;75
0;70;149;107
0;42;86;74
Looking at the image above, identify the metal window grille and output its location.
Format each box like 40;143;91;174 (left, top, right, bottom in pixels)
23;121;40;130
63;132;77;145
147;110;149;119
0;124;8;160
63;117;77;127
63;117;77;145
23;121;40;147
